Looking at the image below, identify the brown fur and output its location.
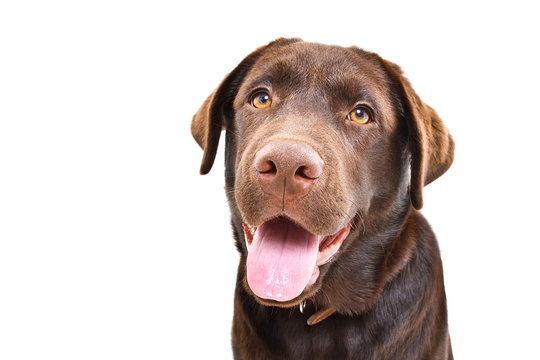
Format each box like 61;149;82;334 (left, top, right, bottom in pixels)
192;38;454;359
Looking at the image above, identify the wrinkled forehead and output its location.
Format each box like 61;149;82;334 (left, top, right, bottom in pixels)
236;42;393;108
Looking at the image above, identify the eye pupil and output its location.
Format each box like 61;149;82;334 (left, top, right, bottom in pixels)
259;94;269;104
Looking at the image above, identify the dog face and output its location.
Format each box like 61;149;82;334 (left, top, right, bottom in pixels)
192;39;453;308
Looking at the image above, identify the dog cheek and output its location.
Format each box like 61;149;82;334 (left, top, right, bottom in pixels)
234;150;270;226
234;159;255;223
339;153;371;210
316;158;357;232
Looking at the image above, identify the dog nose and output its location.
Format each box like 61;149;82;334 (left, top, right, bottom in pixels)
254;141;324;202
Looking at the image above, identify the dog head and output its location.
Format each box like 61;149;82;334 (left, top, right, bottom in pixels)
192;39;453;309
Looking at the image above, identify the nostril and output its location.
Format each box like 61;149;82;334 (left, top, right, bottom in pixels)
257;160;277;174
295;166;318;181
295;166;308;180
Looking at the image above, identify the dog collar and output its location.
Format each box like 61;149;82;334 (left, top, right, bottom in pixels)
299;301;337;326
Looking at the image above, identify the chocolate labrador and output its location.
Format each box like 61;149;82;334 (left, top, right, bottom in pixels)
191;38;454;359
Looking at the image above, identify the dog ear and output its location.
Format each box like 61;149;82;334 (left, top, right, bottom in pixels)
191;38;301;175
379;59;454;209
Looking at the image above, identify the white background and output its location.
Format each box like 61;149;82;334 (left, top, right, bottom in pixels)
1;1;539;359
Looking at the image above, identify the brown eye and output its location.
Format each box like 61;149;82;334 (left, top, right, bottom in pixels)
348;106;371;125
251;91;272;109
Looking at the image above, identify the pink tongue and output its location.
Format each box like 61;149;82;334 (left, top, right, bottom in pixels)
246;217;320;302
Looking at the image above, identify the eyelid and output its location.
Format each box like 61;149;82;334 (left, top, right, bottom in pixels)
351;104;375;120
248;87;272;102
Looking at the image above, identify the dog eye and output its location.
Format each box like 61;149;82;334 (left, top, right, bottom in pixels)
251;92;272;109
347;106;371;125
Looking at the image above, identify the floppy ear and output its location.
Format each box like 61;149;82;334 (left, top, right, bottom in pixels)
191;38;301;175
380;59;455;209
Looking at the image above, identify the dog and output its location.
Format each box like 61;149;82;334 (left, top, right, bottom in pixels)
191;38;454;359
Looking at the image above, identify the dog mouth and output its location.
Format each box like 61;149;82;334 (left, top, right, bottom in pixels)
242;216;351;302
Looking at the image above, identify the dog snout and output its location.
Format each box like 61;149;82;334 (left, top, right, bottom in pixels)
254;140;324;202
